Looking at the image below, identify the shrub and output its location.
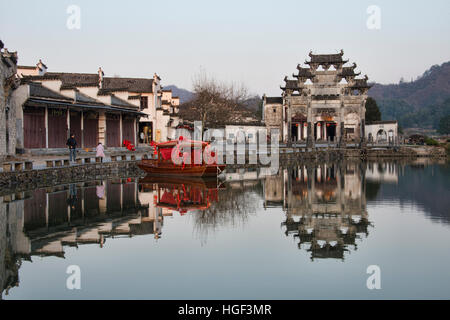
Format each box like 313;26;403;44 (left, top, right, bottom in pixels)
424;137;439;146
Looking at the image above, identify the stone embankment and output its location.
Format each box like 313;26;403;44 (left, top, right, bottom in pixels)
0;145;446;193
0;160;142;195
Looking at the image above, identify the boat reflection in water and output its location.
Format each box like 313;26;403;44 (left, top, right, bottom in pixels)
139;175;224;216
0;176;225;297
265;162;372;261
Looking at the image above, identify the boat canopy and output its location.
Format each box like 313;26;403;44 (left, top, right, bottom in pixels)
157;137;209;149
157;138;210;161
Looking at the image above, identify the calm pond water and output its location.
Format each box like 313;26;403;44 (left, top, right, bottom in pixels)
1;160;449;299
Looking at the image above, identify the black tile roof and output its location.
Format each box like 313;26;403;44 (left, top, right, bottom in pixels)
306;50;348;64
29;82;72;101
265;97;283;104
22;72;154;93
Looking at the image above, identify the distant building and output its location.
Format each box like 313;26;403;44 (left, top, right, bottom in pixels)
14;61;181;153
263;50;371;146
365;120;398;145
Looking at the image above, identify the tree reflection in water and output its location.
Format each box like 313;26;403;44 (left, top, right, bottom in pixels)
192;180;261;244
1;159;449;297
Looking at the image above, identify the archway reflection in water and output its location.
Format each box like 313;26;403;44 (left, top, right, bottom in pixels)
1;159;450;299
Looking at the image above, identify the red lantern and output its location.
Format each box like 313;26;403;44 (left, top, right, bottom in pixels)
317;123;321;126
296;123;299;127
179;136;184;141
210;151;216;157
326;123;330;127
304;123;308;127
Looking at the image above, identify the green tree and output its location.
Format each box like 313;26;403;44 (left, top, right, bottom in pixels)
365;97;382;122
438;115;450;134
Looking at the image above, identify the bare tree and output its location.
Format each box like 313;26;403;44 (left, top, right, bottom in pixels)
179;71;251;137
190;182;261;245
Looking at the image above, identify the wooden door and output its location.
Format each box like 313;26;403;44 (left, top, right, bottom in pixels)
106;114;120;147
83;114;98;148
23;107;46;149
69;111;82;144
48;108;67;148
122;118;135;144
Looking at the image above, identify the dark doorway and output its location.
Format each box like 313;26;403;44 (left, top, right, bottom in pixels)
291;124;299;142
326;123;337;142
139;121;153;144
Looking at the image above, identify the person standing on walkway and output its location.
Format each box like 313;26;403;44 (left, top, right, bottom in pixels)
66;133;77;163
96;142;105;162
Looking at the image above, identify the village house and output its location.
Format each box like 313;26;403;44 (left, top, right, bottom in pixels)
0;41;20;160
13;60;181;154
263;50;371;146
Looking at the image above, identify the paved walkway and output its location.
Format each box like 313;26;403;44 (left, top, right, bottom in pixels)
0;147;154;172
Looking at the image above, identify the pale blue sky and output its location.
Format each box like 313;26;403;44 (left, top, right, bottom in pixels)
1;0;449;95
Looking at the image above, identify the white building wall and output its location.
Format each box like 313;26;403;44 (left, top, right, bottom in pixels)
365;122;398;144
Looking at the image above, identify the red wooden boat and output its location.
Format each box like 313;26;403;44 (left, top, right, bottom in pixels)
137;137;225;177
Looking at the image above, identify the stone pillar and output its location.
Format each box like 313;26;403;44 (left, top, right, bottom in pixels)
119;113;123;146
297;124;301;142
287;103;292;146
360;119;366;148
339;121;345;148
98;112;106;145
67;109;70;139
81;111;84;148
306;122;314;148
133;117;137;145
45;107;49;148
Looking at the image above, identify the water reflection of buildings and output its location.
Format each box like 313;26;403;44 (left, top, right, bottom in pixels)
265;162;371;261
365;162;398;184
0;179;155;298
1;176;223;298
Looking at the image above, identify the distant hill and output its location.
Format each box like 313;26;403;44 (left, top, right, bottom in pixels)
369;61;450;129
167;62;450;130
163;85;194;103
